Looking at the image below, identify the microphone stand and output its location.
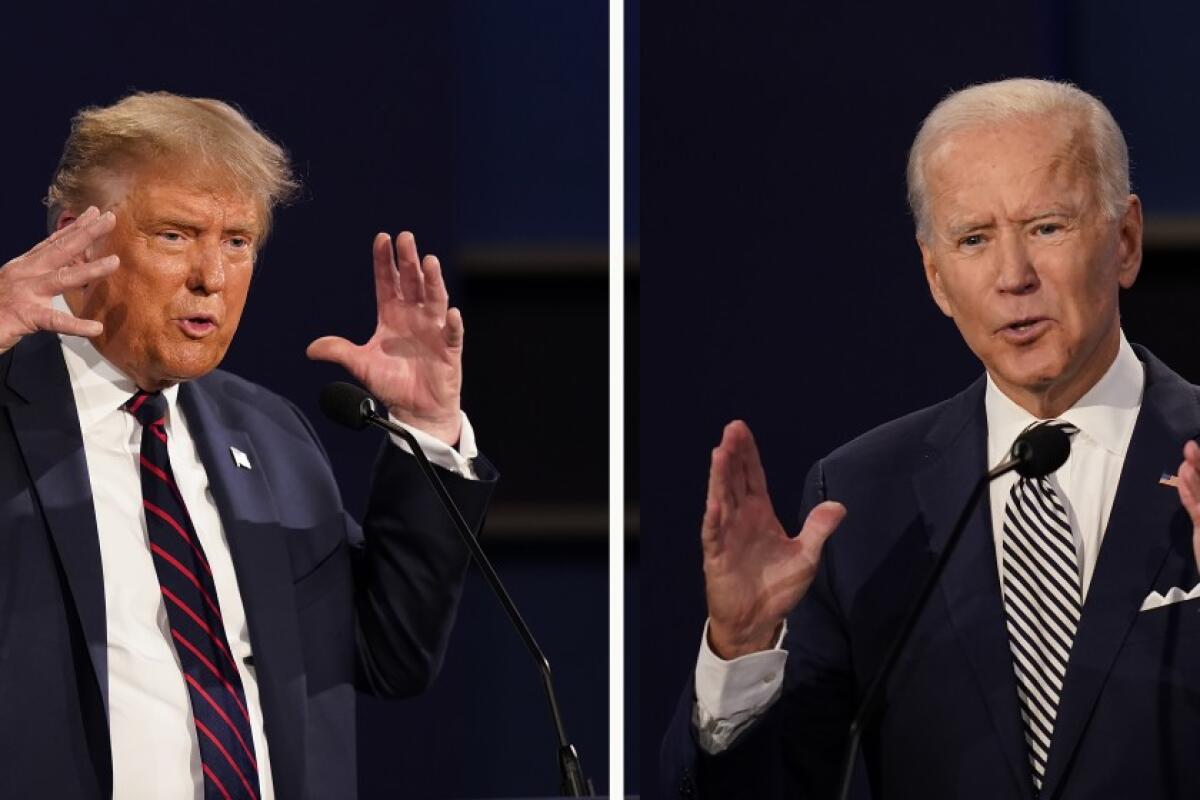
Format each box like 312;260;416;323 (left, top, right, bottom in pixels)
361;401;593;797
835;454;1024;800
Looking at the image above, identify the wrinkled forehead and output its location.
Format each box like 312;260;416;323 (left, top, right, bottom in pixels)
924;116;1097;222
96;158;264;232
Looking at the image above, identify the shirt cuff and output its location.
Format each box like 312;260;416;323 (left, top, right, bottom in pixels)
692;619;788;754
386;410;479;480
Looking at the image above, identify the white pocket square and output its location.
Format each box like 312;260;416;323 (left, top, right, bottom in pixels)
1140;583;1200;611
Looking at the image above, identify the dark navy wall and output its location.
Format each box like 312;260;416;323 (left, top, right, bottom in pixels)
639;1;1200;796
0;3;607;797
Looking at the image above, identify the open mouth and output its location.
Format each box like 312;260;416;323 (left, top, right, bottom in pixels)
176;315;218;338
998;317;1048;341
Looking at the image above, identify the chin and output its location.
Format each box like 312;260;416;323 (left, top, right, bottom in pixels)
159;348;229;383
991;351;1067;393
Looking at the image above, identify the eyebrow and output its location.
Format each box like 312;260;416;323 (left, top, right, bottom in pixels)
146;215;260;238
946;208;1078;237
1020;209;1076;224
947;220;992;237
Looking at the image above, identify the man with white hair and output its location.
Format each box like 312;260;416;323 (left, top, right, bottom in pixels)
662;78;1200;798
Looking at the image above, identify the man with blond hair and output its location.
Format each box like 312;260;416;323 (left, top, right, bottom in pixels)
0;92;495;799
663;78;1200;798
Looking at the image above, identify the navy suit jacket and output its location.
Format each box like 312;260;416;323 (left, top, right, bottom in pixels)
0;331;497;799
663;346;1200;799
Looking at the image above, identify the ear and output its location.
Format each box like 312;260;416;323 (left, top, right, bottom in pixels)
919;236;954;317
1115;194;1143;290
55;213;73;232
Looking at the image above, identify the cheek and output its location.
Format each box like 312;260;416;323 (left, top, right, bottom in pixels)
224;267;254;321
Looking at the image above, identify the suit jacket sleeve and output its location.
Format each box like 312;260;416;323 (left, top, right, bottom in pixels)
285;399;498;698
660;459;858;799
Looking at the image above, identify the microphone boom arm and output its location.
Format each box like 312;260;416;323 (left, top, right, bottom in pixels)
836;456;1022;800
361;402;592;797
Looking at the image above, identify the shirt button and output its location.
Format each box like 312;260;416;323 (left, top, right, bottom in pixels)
763;673;776;683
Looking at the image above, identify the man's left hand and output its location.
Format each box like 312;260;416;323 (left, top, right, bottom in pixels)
1177;440;1200;570
307;231;463;446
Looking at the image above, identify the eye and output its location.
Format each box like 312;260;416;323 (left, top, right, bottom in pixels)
158;230;184;242
958;234;984;248
1034;222;1064;236
228;236;251;249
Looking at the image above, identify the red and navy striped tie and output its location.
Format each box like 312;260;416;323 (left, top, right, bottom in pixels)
124;391;260;800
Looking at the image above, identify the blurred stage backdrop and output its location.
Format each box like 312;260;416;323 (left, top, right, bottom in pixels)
0;2;608;797
640;1;1200;796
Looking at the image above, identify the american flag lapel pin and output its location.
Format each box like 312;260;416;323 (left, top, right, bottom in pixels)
230;446;253;470
1160;472;1179;488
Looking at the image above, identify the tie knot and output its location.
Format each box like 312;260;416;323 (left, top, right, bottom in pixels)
123;390;168;428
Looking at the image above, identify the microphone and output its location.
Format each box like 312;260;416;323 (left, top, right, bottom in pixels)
837;420;1075;800
985;421;1073;481
319;382;593;797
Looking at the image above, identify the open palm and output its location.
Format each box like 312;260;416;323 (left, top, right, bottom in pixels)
702;421;845;659
307;231;463;445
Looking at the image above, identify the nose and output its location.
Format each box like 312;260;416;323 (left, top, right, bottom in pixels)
994;230;1038;295
187;240;226;295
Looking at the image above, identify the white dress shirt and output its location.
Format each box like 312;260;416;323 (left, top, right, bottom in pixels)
56;302;478;798
692;333;1145;753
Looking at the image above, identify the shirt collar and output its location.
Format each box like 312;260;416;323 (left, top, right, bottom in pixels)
53;295;181;432
985;331;1144;464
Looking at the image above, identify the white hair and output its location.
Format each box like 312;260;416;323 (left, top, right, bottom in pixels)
906;78;1129;241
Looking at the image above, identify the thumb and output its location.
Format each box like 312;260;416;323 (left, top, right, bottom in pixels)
306;336;359;368
795;501;846;557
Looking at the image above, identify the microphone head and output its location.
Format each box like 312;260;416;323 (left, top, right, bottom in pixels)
1011;423;1072;478
319;381;379;431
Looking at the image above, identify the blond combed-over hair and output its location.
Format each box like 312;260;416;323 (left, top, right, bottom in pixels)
45;91;300;243
906;78;1129;242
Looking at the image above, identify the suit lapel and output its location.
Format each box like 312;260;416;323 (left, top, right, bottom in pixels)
912;378;1033;797
4;333;110;714
180;380;308;800
1039;349;1200;799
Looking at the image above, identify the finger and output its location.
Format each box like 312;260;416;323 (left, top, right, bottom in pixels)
701;498;724;556
732;421;769;496
724;420;759;498
32;209;116;271
27;206;100;257
1185;440;1200;469
719;422;750;508
794;501;847;560
711;440;741;512
37;254;119;296
372;232;399;311
305;335;362;370
444;307;464;349
7;209;99;277
25;304;104;338
393;231;425;303
724;421;751;495
422;254;450;316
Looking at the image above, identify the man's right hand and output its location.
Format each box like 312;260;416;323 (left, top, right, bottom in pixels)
0;206;118;355
702;420;846;659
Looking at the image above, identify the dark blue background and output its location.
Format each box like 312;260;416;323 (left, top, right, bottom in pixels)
0;2;608;797
638;1;1200;796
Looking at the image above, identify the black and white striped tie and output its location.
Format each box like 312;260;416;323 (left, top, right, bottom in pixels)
999;419;1080;795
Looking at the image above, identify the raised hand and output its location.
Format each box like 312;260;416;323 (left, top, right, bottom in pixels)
702;421;846;659
0;207;118;354
307;231;464;446
1176;440;1200;571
